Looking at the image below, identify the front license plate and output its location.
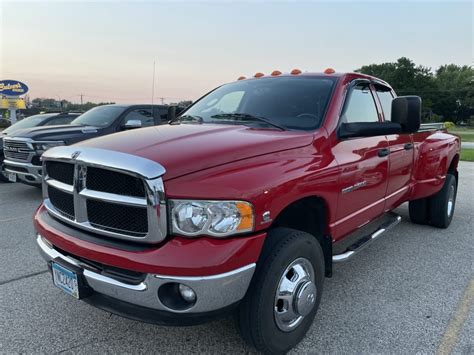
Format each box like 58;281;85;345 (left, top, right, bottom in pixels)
8;173;17;182
52;262;80;299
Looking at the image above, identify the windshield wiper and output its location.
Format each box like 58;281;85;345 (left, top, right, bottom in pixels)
210;113;286;131
169;115;203;125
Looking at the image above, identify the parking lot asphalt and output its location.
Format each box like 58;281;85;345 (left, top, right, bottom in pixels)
0;163;473;354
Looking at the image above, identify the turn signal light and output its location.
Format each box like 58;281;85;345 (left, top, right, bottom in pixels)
254;72;264;78
271;70;282;76
236;202;254;230
324;68;335;74
237;76;246;80
290;68;302;75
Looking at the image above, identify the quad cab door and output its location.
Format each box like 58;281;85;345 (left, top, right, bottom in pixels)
373;85;415;210
332;81;390;240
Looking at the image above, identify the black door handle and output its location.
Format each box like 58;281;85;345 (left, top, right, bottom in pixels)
404;143;414;150
378;148;390;157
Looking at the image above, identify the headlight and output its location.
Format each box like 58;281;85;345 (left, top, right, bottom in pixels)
170;200;254;237
33;141;65;151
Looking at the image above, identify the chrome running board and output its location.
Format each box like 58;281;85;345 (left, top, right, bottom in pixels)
332;213;402;263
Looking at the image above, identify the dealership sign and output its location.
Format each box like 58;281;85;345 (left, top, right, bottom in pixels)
0;80;29;96
0;98;26;109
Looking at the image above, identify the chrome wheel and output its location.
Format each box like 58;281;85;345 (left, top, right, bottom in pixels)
447;185;455;217
274;257;316;332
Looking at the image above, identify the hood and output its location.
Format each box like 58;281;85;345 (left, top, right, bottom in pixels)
78;124;314;180
10;124;102;143
2;127;22;138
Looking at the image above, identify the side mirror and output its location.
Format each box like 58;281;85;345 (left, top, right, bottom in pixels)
391;96;421;133
339;122;402;139
123;119;142;130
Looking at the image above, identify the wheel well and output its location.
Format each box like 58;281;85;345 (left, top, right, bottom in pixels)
270;197;333;277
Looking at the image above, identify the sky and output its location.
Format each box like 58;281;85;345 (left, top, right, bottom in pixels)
0;0;472;104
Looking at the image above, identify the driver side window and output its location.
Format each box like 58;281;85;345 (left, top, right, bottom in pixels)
123;109;154;127
342;84;379;123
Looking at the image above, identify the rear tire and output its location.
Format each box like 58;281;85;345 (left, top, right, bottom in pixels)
409;198;429;225
429;174;457;228
235;228;324;354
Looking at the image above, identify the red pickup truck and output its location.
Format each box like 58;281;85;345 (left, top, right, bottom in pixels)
35;70;460;354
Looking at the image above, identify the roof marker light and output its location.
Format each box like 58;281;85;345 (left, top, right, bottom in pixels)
254;72;264;78
271;70;282;76
290;68;302;75
237;76;246;80
324;68;335;74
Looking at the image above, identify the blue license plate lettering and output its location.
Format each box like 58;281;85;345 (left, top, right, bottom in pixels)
52;263;79;299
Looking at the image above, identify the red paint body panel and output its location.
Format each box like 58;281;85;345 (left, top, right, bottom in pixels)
35;71;461;276
383;133;413;210
35;205;265;276
165;129;341;237
330;136;389;239
79;124;313;181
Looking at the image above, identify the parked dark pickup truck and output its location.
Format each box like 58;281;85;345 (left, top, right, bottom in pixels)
3;104;173;186
0;112;81;182
35;71;460;354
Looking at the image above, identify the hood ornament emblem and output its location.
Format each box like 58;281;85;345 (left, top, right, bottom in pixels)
71;151;81;160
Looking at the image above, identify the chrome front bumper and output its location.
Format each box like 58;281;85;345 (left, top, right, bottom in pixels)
4;159;42;184
37;234;255;314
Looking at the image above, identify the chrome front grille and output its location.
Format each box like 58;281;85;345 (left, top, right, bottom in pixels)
45;161;75;184
48;185;75;220
3;138;34;162
87;199;148;237
4;151;30;161
86;167;146;197
4;140;30;149
41;146;167;243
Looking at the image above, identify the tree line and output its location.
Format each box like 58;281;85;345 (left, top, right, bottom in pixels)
30;98;115;114
356;57;473;124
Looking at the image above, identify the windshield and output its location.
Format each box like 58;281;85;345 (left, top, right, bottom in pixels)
182;76;337;131
71;106;125;127
3;114;54;134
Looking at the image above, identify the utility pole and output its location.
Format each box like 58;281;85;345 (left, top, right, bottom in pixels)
159;97;165;105
79;94;84;106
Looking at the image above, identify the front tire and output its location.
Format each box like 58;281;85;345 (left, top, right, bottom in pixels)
235;228;324;354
